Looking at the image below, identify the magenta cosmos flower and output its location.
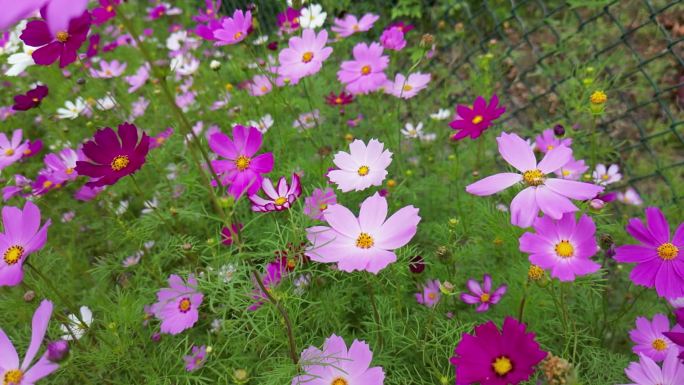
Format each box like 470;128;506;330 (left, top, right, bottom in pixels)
449;95;506;140
292;334;384;385
466;132;604;228
183;345;207;372
249;174;302;212
208;125;274;198
306;193;420;274
337;42;389;95
303;187;337;220
535;128;572;153
0;300;59;384
249;257;287;311
623;349;684;385
460;274;506;312
92;0;120;25
278;29;332;80
630;314;678;362
385;72;431;99
0;201;51;287
213;9;251;45
614;207;684;299
75;122;150;187
331;13;379;37
327;139;392;192
519;212;600;281
450;317;546;385
0;129;29;171
151;274;203;335
380;26;406;51
664;308;684;361
277;7;300;33
20;11;91;68
12;85;49;111
415;279;441;308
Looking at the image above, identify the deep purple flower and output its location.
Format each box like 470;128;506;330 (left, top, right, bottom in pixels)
12;85;49;111
75;122;150;187
92;0;120;25
20;11;91;68
449;94;506;140
85;33;100;58
47;340;69;362
409;255;425;274
460;274;507;312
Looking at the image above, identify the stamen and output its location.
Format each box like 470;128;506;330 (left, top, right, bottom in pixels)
522;169;545;186
657;243;679;261
554;240;574;258
357;165;369;176
235;155;251;171
356;233;374;249
110;155;130;171
492;356;513;376
3;245;24;265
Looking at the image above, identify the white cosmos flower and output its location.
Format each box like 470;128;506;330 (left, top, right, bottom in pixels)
6;43;36;76
300;4;326;29
430;108;451;120
60;306;93;340
166;30;197;51
401;122;424;139
96;94;117;110
252;35;268;45
56;98;86;120
170;55;199;76
248;114;274;134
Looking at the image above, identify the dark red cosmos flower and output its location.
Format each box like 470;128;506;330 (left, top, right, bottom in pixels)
389;21;414;33
12;85;49;111
221;223;243;246
75;122;150;187
325;91;353;107
20;11;91;68
86;34;100;58
22;139;43;159
92;0;120;25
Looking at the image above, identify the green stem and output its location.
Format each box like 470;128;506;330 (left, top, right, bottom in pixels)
26;262;89;329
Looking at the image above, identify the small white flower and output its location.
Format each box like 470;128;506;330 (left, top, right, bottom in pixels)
248;114;274;134
60;306;93;340
56;98;86;120
6;43;36;77
300;4;326;29
96;94;117;111
401;122;424;139
420;132;437;142
142;197;159;214
617;187;643;206
218;263;237;283
252;35;269;45
592;163;622;185
115;200;129;215
166;30;197;51
430;108;451;120
170;55;200;76
209;60;221;70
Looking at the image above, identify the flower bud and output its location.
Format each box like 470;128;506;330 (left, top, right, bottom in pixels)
553;124;565;137
23;290;35;302
409;255;425;274
47;340;69;362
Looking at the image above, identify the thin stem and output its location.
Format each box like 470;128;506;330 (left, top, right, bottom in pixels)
129;174;173;229
26;262;88;329
366;277;384;349
517;280;529;322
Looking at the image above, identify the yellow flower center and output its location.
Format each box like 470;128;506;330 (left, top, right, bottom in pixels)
590;90;607;105
274;197;287;206
4;149;14;156
3;245;24;265
105;70;112;76
522;169;545;186
562;170;571;176
472;115;484;124
657;243;679;261
32;97;39;102
528;265;544;280
428;292;437;300
66;168;74;175
319;203;328;211
652;338;668;351
23;149;31;155
335;97;343;104
287;258;296;269
555;240;574;258
480;293;490;302
235;155;251;171
331;378;348;385
546;145;554;151
302;51;314;63
361;65;371;75
178;298;192;313
356;233;374;249
110;155;130;171
492;356;513;376
357;165;369;176
403;84;413;91
56;31;69;43
3;369;23;385
233;31;244;40
260;86;268;92
601;174;610;180
43;180;52;189
106;5;113;12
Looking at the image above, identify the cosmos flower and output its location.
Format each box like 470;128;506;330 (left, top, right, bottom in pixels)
450;317;546;385
293;110;320;131
147;2;181;20
519;213;601;281
213;9;251;45
183;345;207;372
337;42;389;95
303;187;337;220
292;334;384;385
247;114;273;134
12;85;48;111
385;72;430;99
277;7;300;33
663;308;684;361
208;125;274;198
593;163;622;185
249;257;287;311
249;174;302;212
555;156;588;181
324;91;353;107
331;13;379;37
151;274;203;335
75;122;150;187
278;29;332;79
90;59;126;78
380;26;406;51
415;279;441;308
60;306;92;341
305;192;420;274
56;97;86;120
247;74;272;96
622;349;684;385
6;43;36;76
449;94;506;140
613;207;684;299
43;147;81;184
0;201;51;286
0;129;29;171
20;11;91;68
617;187;643;206
299;4;326;29
460;274;507;312
150;127;173;150
221;223;243;246
534;128;572;153
2;174;33;201
327;139;392;192
630;314;678;362
92;0;120;25
0;300;59;384
125;64;150;93
466;132;604;228
430;108;451;120
193;0;221;23
401;122;424;139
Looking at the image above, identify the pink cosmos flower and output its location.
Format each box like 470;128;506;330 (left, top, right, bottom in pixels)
91;59;127;78
208;125;274;198
249;174;302;212
613;207;684;299
0;201;51;286
385;72;431;99
630;314;679;362
0;129;29;171
0;300;59;384
327;139;392;192
337;42;389;95
519;213;600;281
593;163;622;185
20;11;91;68
277;7;300;33
2;175;33;201
331;13;379;37
213;9;251;45
221;223;242;246
92;0;120;25
415;279;441;308
466;132;604;228
43;148;81;184
278;29;332;80
247;74;273;96
449;94;506;140
555;156;588;180
125;64;150;93
305;193;420;274
74;185;104;201
535;128;572;153
380;26;406;51
193;0;221;23
292;334;384;385
460;274;507;312
623;349;684;385
150;127;173;150
183;345;207;372
249;257;287;311
303;187;337;220
151;274;203;335
618;187;644;206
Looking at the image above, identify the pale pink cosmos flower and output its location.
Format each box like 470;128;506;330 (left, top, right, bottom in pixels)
305;193;420;274
618;187;643;206
213;9;251;45
0;129;28;171
303;187;337;220
593;163;622;185
555;156;588;181
337;42;388;95
42;147;81;184
125;64;149;93
278;28;332;80
385;72;431;99
247;74;272;96
460;274;507;312
466;132;604;228
249;174;302;212
380;26;406;51
90;59;127;78
151;274;203;335
327;139;392;192
623;349;684;385
415;279;441;308
331;13;379;37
